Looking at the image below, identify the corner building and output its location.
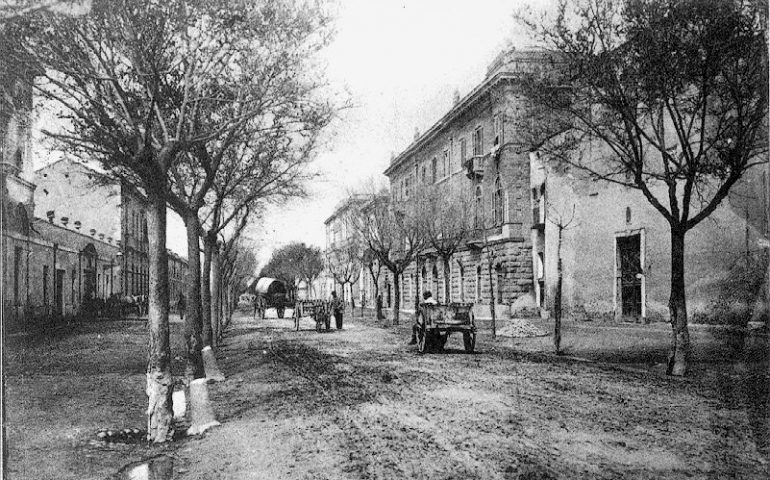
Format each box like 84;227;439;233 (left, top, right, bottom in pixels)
383;49;544;319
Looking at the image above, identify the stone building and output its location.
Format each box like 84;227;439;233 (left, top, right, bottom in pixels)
382;46;767;323
35;157;150;298
382;49;542;318
168;249;188;310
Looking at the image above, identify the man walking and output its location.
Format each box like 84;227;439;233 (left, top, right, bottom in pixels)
331;291;344;330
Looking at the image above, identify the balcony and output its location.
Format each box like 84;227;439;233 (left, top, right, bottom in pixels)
464;154;486;180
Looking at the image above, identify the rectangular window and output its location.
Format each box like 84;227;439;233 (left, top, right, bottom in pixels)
14;246;22;303
473;126;483;156
443;149;450;178
43;265;49;306
460;138;467;166
493;114;504;145
431;157;438;184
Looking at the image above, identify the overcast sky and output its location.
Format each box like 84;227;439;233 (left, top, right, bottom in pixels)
248;0;552;267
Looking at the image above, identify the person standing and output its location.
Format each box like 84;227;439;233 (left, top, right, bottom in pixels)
331;291;344;330
177;294;186;322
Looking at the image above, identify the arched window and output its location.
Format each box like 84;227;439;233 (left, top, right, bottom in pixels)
493;176;504;226
474;185;483;229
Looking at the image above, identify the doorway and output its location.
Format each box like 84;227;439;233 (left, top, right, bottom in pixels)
616;234;643;319
55;269;64;316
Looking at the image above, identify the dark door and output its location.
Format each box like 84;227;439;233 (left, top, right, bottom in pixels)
617;235;642;318
55;269;65;316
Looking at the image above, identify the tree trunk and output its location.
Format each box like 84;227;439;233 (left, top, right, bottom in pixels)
667;228;689;376
554;225;563;355
184;212;219;433
211;243;221;347
145;191;173;443
392;270;401;325
442;255;451;304
487;254;497;338
414;258;421;313
201;237;213;348
202;239;225;382
183;212;205;380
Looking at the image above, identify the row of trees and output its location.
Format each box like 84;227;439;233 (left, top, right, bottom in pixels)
259;242;324;299
6;0;337;441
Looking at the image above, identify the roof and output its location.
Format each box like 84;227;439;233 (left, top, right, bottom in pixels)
324;194;369;225
383;48;555;178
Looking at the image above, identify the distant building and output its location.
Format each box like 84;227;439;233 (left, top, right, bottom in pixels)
324;196;368;304
35;157;150;298
168;249;188;310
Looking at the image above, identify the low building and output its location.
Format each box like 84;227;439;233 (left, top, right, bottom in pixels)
35;157;150;298
531;152;768;323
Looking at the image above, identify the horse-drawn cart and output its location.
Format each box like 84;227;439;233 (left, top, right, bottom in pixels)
294;300;331;332
415;302;475;353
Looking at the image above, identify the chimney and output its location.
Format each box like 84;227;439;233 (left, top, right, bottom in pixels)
413;127;420;140
98;233;105;241
90;228;96;237
46;210;55;223
74;220;81;231
61;217;69;227
453;89;461;105
116;240;122;248
107;236;113;244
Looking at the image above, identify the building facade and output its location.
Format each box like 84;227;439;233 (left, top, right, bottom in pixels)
324;196;368;304
35;157;150;298
380;46;767;323
382;49;542;318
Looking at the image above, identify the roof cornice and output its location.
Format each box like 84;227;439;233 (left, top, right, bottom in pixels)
383;72;518;177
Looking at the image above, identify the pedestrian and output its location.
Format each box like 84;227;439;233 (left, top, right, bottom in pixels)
409;291;436;345
177;294;186;322
376;294;383;320
331;291;344;330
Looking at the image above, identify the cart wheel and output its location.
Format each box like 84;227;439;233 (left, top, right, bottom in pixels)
463;331;476;353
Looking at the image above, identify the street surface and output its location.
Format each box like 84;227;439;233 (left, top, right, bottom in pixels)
174;312;769;480
4;311;768;479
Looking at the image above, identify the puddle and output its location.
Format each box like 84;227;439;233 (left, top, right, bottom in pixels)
115;455;174;480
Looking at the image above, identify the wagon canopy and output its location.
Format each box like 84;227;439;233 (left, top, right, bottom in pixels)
255;278;287;296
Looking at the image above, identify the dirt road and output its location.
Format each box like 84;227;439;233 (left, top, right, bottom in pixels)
172;313;769;480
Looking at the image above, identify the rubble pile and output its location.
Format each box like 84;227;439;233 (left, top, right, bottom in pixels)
497;318;549;338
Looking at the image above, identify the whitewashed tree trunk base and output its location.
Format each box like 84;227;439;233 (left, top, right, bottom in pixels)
146;370;174;443
202;346;226;382
186;378;220;436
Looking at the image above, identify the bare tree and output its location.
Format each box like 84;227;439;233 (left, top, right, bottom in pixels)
353;192;423;325
416;184;474;304
517;0;768;375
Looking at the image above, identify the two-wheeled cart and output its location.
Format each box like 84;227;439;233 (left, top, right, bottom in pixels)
294;300;331;332
415;302;475;353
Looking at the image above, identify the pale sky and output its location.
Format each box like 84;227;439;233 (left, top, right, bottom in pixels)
251;0;551;267
32;0;553;267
